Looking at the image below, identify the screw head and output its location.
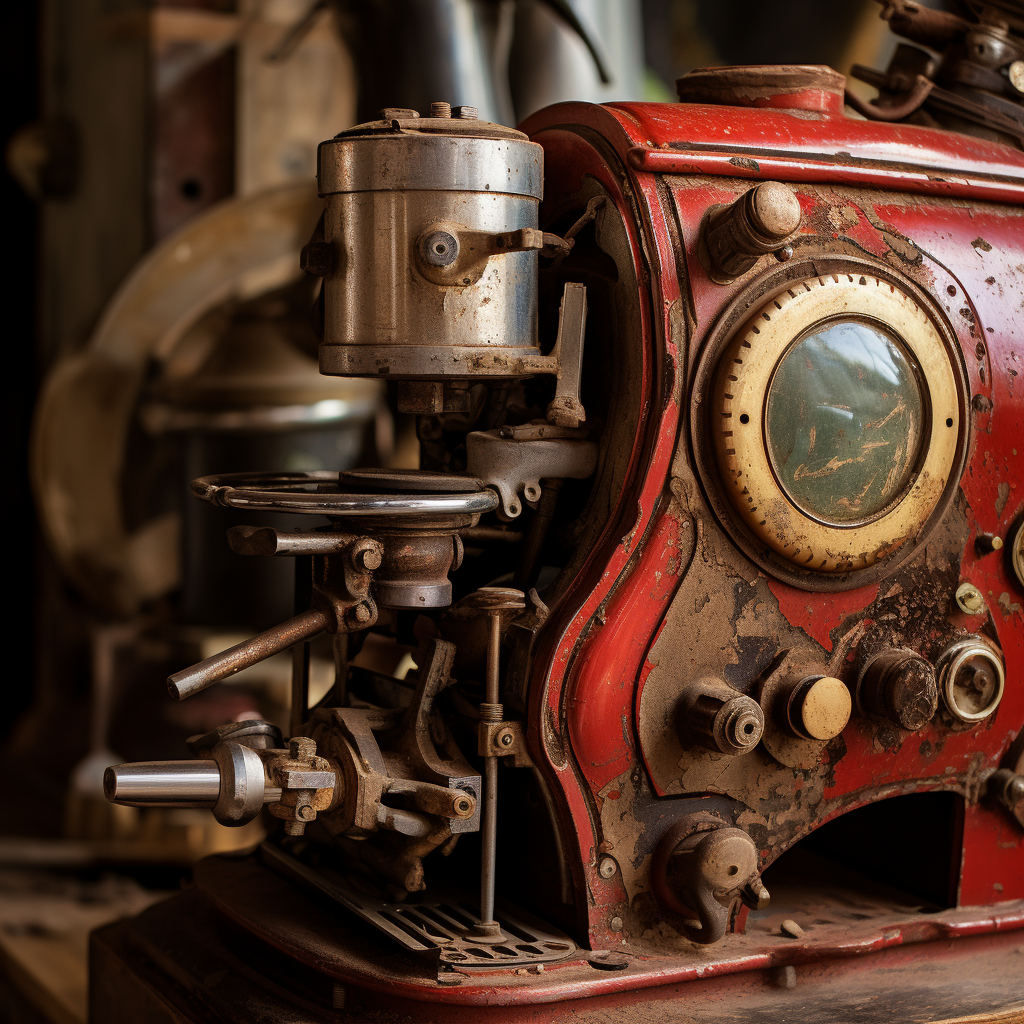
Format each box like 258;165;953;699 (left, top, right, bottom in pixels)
420;230;460;267
955;582;985;615
609;916;624;933
598;856;618;879
296;804;316;822
497;729;515;748
353;602;373;624
354;541;382;572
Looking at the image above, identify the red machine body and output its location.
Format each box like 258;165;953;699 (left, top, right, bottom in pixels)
527;92;1024;945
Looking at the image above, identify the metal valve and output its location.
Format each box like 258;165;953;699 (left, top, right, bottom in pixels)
651;813;769;944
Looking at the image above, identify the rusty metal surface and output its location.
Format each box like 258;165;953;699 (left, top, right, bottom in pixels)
516;96;1024;959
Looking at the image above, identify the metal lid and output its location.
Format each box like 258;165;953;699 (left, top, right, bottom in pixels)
318;104;543;198
676;65;847;115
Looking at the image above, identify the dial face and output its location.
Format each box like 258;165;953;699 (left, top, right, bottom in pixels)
706;272;964;580
765;319;926;526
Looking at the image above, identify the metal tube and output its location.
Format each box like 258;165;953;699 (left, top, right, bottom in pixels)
103;761;221;807
480;757;498;924
479;609;503;928
485;612;501;706
168;607;331;700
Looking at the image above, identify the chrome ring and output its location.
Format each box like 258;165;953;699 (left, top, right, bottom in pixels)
191;471;500;518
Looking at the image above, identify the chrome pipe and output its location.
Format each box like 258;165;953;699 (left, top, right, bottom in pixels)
103;761;221;807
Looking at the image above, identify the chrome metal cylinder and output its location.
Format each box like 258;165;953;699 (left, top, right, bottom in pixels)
103;761;221;807
315;109;544;382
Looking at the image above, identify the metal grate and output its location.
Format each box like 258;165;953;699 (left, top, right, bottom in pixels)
261;843;577;969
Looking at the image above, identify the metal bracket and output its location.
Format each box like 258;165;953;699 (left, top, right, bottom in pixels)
477;720;533;767
465;429;598;520
547;281;587;428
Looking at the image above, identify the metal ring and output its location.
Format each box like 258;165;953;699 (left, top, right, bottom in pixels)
191;471;500;518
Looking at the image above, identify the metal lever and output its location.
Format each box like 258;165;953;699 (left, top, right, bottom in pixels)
546;282;587;428
463;588;526;941
168;607;331;700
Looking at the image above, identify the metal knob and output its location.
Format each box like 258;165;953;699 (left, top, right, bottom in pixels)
859;649;938;731
678;677;764;755
784;676;851;741
651;815;769;945
937;636;1005;723
704;181;802;281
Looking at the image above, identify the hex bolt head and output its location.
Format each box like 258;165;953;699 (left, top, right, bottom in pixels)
955;582;985;614
598;856;618;879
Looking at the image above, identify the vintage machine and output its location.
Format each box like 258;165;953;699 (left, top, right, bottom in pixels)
94;7;1024;1022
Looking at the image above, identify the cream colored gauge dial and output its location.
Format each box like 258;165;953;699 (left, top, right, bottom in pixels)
711;273;963;574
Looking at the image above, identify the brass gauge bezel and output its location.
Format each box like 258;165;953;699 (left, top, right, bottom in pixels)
691;258;970;591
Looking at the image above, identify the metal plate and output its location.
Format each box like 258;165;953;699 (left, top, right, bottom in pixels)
260;843;576;969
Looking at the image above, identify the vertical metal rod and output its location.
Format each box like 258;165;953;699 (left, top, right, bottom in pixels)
485;611;501;707
480;756;498;924
290;555;313;735
479;610;502;927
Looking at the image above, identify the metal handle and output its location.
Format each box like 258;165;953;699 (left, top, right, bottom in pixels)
168;607;331;700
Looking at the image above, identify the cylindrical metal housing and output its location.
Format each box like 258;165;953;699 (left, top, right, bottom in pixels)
104;761;221;807
316;110;544;381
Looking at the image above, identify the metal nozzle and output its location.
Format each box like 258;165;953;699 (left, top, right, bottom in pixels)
103;761;221;807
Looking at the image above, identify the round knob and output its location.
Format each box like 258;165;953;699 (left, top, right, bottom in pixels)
678;677;764;755
750;181;803;240
703;181;802;281
938;637;1005;723
651;816;768;945
788;676;851;740
859;649;938;731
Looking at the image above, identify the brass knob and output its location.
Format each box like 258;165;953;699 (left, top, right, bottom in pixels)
785;676;851;740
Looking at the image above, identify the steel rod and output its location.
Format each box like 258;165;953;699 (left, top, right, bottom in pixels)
479;610;503;928
480;757;498;924
168;607;330;700
103;761;221;806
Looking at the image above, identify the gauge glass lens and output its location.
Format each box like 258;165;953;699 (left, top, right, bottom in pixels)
765;319;925;525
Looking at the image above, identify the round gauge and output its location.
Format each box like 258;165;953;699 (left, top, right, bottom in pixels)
710;272;964;576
